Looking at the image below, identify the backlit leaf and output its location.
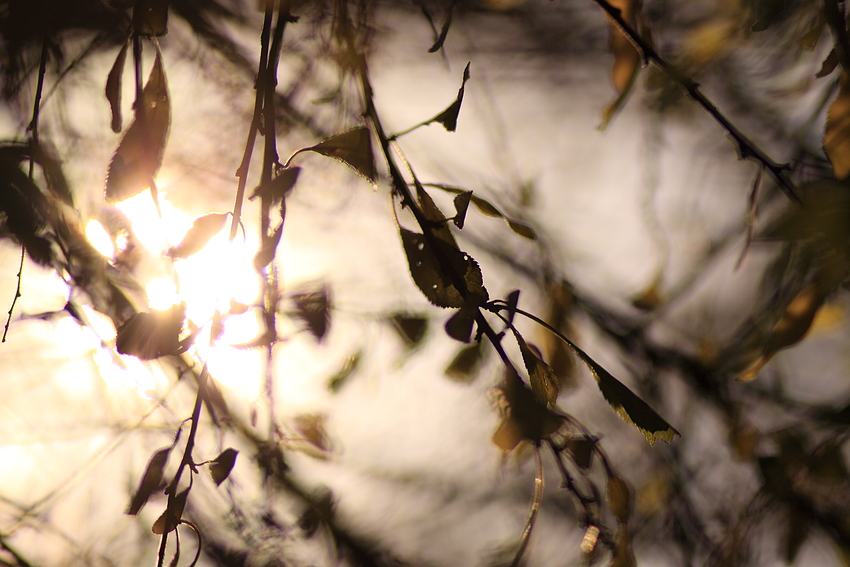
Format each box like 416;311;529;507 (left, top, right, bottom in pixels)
445;306;476;343
290;285;331;341
445;341;484;383
507;219;537;240
105;38;129;133
116;303;187;360
250;166;301;204
600;0;641;129
253;225;283;271
501;369;563;444
399;228;488;308
428;1;456;53
607;474;632;523
505;290;520;328
294;414;329;452
133;0;169;37
430;62;471;132
127;447;171;515
303;127;376;183
389;314;428;348
816;48;839;79
167;213;227;259
566;437;595;470
106;49;170;202
516;335;559;408
452;190;472;228
209;448;238;486
0;153;54;265
610;526;636;567
327;351;361;392
568;342;678;445
825;72;850;179
470;194;502;217
152;487;189;535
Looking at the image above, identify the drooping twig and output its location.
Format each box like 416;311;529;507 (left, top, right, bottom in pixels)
590;0;799;201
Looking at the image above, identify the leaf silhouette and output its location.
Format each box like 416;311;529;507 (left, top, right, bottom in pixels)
297;127;376;183
428;1;456;53
445;341;483;383
250;166;301;204
825;72;850;179
816;48;839;78
127;447;172;515
209;448;238;486
389;314;428;348
500;369;563;445
565;437;595;469
253;224;283;271
133;0;169;37
105;38;130;133
167;213;227;259
506;219;537;240
152;487;189;535
290;285;331;341
116;303;188;359
431;62;470;132
106;49;170;203
444;306;476;343
600;0;642;129
452;190;472;228
399;228;488;308
516;335;559;408
0;153;54;265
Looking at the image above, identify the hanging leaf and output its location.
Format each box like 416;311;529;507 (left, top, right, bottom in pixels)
209;448;238;486
167;213;228;259
816;48;839;79
445;306;477;343
27;141;74;207
506;219;537;240
389;314;429;348
250;166;301;204
445;341;484;383
127;446;172;515
253;224;283;271
505;290;520;328
290;285;331;341
824;72;850;180
152;487;189;535
428;0;456;53
452;190;472;228
607;474;632;523
470;193;502;217
105;38;130;133
106;49;170;202
566;341;678;445
430;62;471;132
399;228;488;308
116;303;188;360
327;351;362;392
133;0;169;37
516;335;559;408
600;0;642;130
296;127;376;183
565;437;595;470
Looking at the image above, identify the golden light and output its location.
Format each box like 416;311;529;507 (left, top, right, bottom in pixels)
84;219;114;259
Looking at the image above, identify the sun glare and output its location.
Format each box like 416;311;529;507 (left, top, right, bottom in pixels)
85;219;114;259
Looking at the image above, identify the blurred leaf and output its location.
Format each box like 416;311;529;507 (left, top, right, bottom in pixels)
250;166;301;204
751;0;787;32
253;224;283;271
631;276;663;310
500;369;563;445
389;314;428;348
134;0;169;37
127;447;171;515
399;228;488;308
568;342;679;445
610;526;636;567
817;48;839;79
167;213;227;259
327;351;361;392
470;194;502;217
784;508;810;564
209;448;238;486
607;474;632;524
516;335;559;408
290;285;331;341
303;127;376;183
294;414;329;452
428;1;456;53
152;488;189;535
600;0;641;129
452;190;472;228
505;290;520;328
506;219;537;240
824;72;850;179
0;152;54;265
445;341;484;383
430;62;471;132
105;38;129;133
24;141;74;207
445;306;476;343
492;413;523;453
116;303;187;359
799;14;825;49
298;489;334;539
565;437;595;470
106;49;170;202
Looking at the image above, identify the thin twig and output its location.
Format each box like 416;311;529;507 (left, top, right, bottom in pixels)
510;445;544;567
2;246;25;343
590;0;799;201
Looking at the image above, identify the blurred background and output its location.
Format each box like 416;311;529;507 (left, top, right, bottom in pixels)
0;0;848;565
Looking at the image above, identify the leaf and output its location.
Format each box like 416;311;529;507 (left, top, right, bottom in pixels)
505;290;520;328
783;506;810;564
167;213;227;259
452;190;472;228
568;341;678;445
250;166;301;204
116;303;187;360
516;335;559;408
29;141;74;207
152;488;189;535
105;38;130;133
751;0;787;32
600;0;641;130
825;72;850;179
610;525;636;567
566;437;595;470
400;228;488;308
0;153;54;265
290;285;331;341
631;276;663;311
607;474;632;523
209;448;238;486
133;0;169;37
445;341;484;383
106;49;170;202
389;314;428;348
444;306;476;343
470;194;502;217
294;414;329;452
501;369;563;444
302;127;376;183
430;62;471;132
127;447;171;515
816;48;839;79
506;219;537;240
492;415;523;453
253;224;283;271
428;1;456;53
327;351;361;392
